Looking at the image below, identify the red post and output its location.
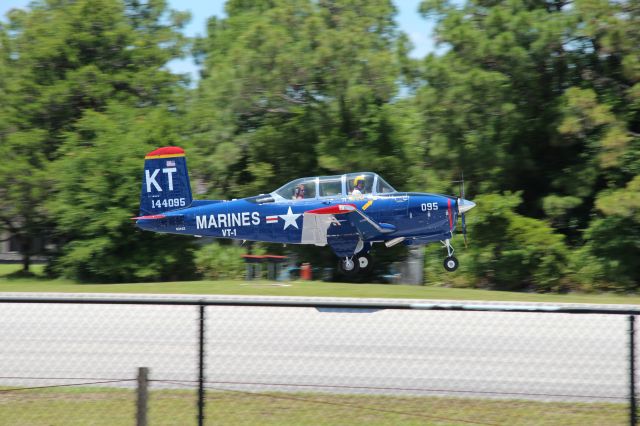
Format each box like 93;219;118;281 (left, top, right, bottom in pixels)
300;263;312;280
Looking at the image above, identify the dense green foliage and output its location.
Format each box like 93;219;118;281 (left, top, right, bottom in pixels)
414;0;640;290
194;242;247;280
0;0;637;290
190;0;408;197
0;0;195;281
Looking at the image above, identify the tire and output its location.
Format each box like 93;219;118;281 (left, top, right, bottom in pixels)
443;256;459;272
357;254;372;272
338;257;360;275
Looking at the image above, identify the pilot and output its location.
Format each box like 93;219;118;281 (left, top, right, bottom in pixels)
293;183;305;199
352;175;366;196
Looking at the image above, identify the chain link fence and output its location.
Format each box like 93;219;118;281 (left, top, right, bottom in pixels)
0;296;637;425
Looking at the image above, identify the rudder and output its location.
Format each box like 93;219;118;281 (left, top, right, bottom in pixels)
140;146;192;216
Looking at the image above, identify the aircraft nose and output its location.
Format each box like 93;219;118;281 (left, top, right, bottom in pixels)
458;198;476;214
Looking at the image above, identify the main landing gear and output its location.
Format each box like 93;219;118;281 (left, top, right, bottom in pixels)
442;239;459;272
338;253;372;275
339;257;358;274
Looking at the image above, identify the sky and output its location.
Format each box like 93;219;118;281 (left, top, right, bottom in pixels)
0;0;436;79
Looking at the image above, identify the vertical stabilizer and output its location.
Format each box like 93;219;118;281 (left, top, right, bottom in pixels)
140;146;192;216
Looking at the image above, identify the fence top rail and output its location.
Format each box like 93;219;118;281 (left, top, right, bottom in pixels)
0;295;639;315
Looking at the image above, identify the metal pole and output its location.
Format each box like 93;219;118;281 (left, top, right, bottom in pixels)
630;315;637;426
136;367;149;426
198;305;206;426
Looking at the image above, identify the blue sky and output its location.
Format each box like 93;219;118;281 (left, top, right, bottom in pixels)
0;0;435;78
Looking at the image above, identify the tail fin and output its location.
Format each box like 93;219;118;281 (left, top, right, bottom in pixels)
140;146;192;216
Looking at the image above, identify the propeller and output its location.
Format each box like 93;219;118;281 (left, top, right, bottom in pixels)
461;210;468;247
453;172;469;247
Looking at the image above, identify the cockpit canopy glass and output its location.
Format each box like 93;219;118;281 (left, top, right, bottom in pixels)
376;176;395;194
272;173;396;201
274;177;316;200
346;173;374;195
319;176;342;197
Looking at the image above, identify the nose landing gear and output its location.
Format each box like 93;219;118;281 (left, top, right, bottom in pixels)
444;256;459;272
441;239;459;272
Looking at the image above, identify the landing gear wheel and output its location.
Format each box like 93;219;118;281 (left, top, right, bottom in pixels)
338;257;360;275
443;256;459;272
357;254;372;272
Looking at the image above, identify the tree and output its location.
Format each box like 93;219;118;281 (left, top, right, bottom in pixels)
416;0;584;201
0;0;192;279
570;176;640;291
48;105;196;282
190;0;409;199
0;18;51;272
414;0;639;289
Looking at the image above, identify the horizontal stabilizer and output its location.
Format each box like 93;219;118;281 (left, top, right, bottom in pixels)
131;214;167;220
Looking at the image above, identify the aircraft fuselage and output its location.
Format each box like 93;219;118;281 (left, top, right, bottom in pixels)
136;192;458;246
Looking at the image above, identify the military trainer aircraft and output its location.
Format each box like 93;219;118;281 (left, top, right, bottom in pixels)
134;146;476;274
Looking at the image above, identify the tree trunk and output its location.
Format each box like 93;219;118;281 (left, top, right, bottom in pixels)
21;237;31;273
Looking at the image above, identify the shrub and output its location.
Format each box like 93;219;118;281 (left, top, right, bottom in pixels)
569;216;640;292
462;192;569;292
194;242;247;280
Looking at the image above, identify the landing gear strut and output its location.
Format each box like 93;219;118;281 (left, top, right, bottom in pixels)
442;239;459;272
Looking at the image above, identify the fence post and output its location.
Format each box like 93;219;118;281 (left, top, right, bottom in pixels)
136;367;149;426
630;315;637;426
198;305;206;426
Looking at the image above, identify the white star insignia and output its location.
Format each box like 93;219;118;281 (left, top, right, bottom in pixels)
279;206;301;230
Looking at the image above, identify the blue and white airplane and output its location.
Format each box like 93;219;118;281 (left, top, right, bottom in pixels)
135;146;476;273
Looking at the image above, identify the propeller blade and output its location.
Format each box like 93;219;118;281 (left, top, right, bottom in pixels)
454;172;470;247
462;213;468;248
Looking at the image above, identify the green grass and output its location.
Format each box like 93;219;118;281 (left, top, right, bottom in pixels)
0;263;46;276
2;263;640;305
0;387;627;426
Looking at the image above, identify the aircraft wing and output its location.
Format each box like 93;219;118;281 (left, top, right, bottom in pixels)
306;204;395;241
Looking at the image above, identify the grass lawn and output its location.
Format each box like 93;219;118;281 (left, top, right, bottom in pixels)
0;387;627;426
1;264;640;305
